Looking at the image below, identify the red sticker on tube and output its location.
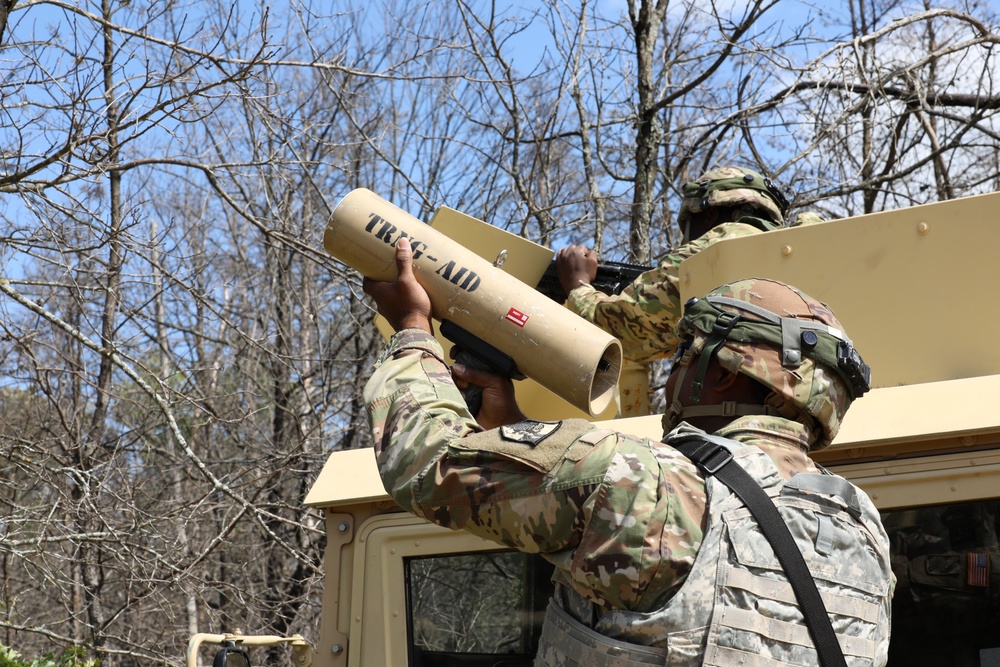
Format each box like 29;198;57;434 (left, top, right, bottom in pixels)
505;308;529;327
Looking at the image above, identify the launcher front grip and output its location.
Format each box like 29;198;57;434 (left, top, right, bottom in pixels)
323;188;623;417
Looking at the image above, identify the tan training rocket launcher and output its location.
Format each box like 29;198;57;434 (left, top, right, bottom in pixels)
324;188;623;417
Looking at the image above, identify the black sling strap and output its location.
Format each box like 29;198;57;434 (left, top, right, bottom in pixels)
671;435;848;667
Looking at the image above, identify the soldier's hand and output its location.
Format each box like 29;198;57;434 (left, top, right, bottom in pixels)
452;363;525;430
362;238;433;333
556;244;598;295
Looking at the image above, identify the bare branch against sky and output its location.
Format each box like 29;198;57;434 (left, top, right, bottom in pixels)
0;0;997;663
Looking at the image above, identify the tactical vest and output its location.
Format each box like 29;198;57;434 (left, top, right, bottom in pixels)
535;441;893;667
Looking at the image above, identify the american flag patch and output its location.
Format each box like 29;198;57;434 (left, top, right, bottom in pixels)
968;551;990;587
505;307;529;327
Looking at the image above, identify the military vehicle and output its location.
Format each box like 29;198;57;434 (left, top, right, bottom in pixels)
189;192;1000;667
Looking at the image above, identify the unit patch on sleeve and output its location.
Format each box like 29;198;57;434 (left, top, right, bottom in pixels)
500;420;563;446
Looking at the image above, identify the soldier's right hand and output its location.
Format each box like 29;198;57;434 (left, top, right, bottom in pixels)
362;238;433;334
556;244;599;295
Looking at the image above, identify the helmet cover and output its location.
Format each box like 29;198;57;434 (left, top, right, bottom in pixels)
677;166;789;229
674;278;870;449
789;211;826;227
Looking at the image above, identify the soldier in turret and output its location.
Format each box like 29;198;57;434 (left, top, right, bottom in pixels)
556;166;790;363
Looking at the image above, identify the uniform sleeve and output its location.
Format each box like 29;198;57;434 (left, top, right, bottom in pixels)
565;223;759;364
363;328;614;554
362;328;707;612
363;328;480;510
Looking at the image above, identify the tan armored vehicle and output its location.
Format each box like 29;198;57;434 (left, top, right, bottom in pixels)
191;192;1000;667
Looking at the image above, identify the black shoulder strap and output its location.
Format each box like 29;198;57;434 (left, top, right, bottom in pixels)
671;435;848;667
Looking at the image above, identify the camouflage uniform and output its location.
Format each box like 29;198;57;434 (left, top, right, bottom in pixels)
536;429;892;666
567;167;787;364
789;211;826;227
568;221;765;364
364;278;893;665
364;331;891;662
367;327;704;610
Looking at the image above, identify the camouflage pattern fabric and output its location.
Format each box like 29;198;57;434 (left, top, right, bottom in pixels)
674;278;860;449
535;600;671;665
789;211;826;227
364;328;831;616
677;166;786;226
566;221;762;364
610;427;892;665
537;429;894;666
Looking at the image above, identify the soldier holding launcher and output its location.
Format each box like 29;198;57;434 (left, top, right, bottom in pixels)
362;238;894;666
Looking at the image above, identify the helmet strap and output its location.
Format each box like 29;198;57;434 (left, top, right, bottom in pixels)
706;294;854;374
664;345;780;430
675;401;780;420
663;346;694;431
690;310;740;402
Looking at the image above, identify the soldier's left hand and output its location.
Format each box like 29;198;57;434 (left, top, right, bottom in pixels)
452;363;526;430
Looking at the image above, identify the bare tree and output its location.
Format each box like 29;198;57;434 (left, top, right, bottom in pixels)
744;2;1000;216
0;1;999;666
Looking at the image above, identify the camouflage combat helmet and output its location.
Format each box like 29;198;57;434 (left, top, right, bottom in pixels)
663;278;871;449
677;166;790;230
789;211;826;228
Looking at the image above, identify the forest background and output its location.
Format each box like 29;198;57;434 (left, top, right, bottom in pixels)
0;0;998;665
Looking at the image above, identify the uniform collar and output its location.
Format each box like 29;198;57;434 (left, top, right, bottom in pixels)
713;416;815;469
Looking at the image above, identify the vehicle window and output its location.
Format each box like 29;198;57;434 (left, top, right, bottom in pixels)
405;550;554;667
884;498;1000;666
404;499;1000;666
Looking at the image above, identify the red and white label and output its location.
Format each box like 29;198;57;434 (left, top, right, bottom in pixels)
505;307;529;327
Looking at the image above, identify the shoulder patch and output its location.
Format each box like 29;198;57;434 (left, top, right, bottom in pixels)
450;418;595;473
500;420;562;446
